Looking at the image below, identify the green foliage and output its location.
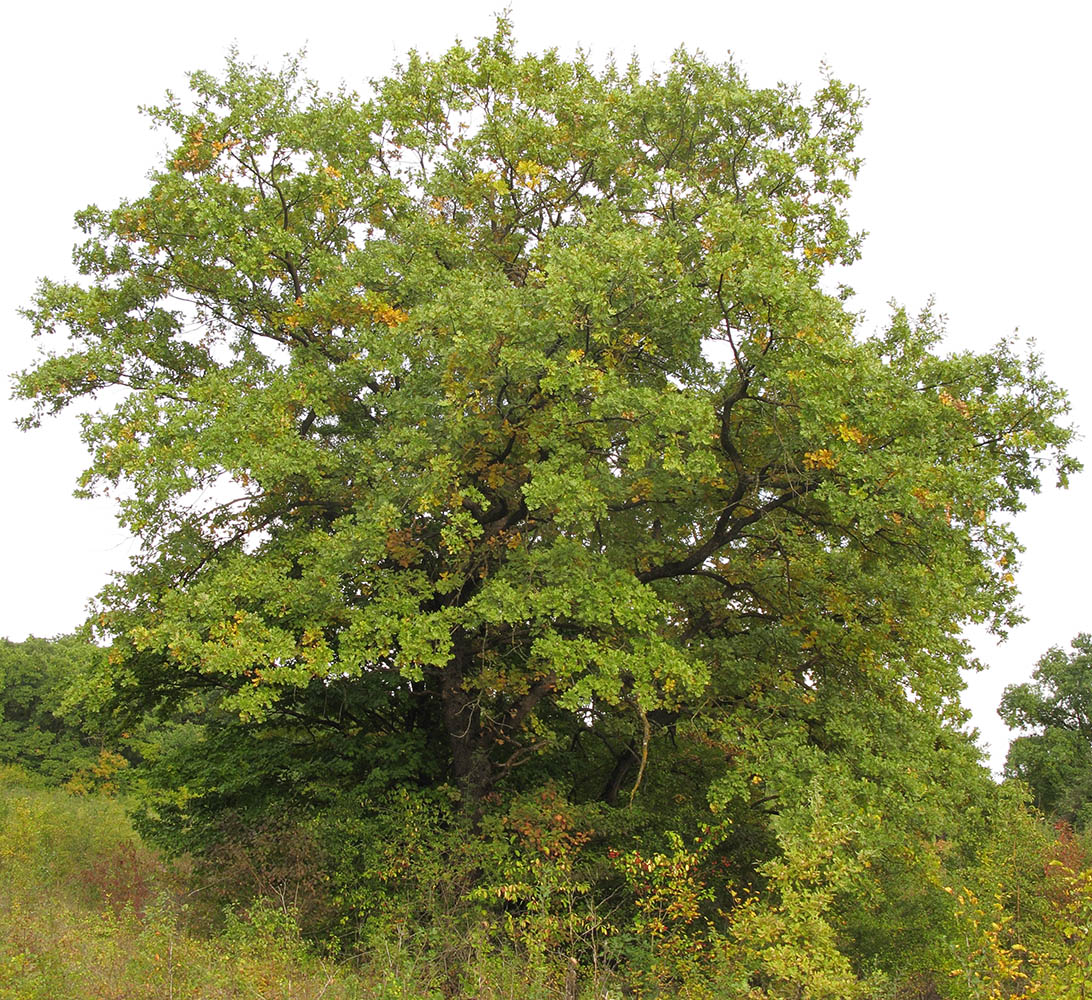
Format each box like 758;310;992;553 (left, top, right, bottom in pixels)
0;636;106;785
722;782;878;999
1001;634;1092;825
1039;830;1092;998
10;18;1082;995
7;728;1092;1000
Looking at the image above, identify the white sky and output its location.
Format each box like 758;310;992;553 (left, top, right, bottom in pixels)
3;0;1089;770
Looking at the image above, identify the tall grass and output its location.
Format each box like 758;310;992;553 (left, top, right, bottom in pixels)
0;768;371;1000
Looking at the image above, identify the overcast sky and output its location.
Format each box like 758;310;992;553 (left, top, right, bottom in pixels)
3;0;1088;770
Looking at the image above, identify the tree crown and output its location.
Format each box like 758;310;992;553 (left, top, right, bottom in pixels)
15;24;1077;813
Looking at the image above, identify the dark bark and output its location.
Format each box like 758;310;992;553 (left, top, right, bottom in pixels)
440;636;493;805
601;739;638;806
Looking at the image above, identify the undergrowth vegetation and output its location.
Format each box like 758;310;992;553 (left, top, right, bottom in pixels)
4;765;1092;999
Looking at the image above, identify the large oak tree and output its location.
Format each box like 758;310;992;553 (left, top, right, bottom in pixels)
17;24;1075;838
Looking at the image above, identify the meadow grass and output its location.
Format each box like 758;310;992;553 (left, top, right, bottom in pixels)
0;770;377;1000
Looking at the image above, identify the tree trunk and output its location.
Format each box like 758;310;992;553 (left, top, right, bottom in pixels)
601;739;638;806
440;637;493;807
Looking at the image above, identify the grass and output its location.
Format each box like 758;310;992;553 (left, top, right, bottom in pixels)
0;771;378;999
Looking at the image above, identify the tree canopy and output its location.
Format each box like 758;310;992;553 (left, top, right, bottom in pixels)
13;21;1081;993
0;636;104;785
1001;635;1092;826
